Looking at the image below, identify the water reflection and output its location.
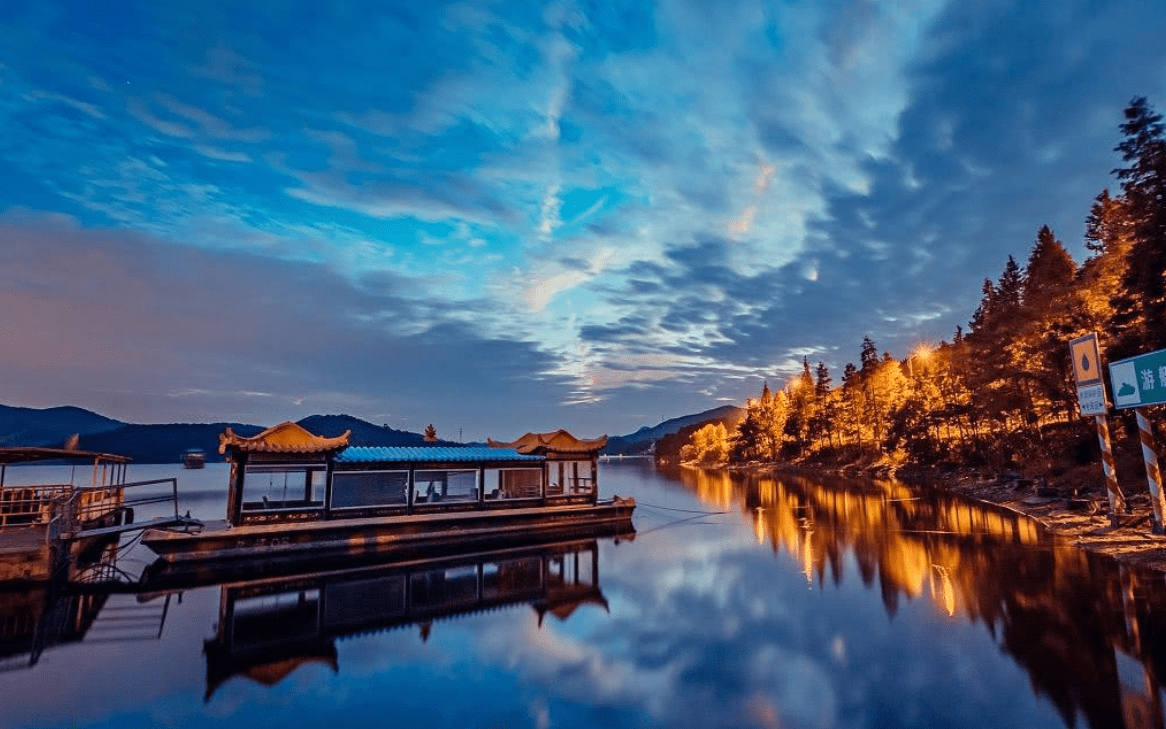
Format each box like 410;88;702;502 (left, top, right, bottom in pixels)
192;538;612;700
675;466;1166;729
0;542;170;673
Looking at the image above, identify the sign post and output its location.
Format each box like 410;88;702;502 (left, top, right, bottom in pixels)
1071;334;1125;524
1108;348;1166;533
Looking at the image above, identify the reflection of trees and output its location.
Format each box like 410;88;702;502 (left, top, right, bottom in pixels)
678;467;1166;729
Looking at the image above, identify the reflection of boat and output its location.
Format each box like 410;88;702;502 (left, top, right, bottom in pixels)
0;542;173;673
182;449;206;469
0;582;110;672
143;423;635;564
0;448;134;582
199;535;619;700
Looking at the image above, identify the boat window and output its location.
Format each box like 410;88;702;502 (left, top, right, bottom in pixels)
483;468;542;500
546;460;595;496
241;466;326;511
330;470;408;509
564;460;595;495
413;469;478;503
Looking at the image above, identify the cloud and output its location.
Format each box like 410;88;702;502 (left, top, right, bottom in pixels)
0;213;579;439
1;0;1164;433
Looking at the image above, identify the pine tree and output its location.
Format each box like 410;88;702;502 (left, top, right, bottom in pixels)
1024;226;1075;307
1019;226;1078;422
1113;96;1166;351
1081;189;1134;340
813;362;836;449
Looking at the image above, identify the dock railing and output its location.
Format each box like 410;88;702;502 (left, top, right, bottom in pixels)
2;478;182;539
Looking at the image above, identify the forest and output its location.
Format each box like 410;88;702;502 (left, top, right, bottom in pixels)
681;97;1166;477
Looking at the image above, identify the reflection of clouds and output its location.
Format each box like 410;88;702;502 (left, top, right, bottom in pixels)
749;648;838;729
0;465;1093;728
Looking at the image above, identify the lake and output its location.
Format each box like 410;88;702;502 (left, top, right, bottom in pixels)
0;460;1163;729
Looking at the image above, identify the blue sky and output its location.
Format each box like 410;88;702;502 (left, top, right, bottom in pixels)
2;1;1164;441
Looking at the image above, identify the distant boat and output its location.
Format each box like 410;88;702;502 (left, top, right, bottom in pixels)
182;449;206;469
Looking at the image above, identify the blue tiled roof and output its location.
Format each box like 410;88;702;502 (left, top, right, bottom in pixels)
335;446;545;464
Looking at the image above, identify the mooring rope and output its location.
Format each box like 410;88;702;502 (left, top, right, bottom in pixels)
635;500;730;515
634;512;724;537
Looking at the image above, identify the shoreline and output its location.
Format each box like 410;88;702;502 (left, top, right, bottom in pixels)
722;460;1166;573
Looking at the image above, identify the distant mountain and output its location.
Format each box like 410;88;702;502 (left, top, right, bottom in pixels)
0;405;450;463
604;405;744;456
76;422;264;464
0;404;123;448
296;414;459;448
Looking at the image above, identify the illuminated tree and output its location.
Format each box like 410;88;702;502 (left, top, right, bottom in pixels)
424;424;438;442
812;362;838;449
785;358;817;454
1018;226;1078;422
680;422;730;464
1079;189;1134;337
1112;96;1166;353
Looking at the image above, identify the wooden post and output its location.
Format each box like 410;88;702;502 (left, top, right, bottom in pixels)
1135;410;1166;534
1096;414;1126;526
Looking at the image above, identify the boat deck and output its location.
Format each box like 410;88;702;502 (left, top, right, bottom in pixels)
142;498;635;564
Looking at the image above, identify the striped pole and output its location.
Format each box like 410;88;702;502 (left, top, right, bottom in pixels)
1096;414;1126;526
1135;410;1166;534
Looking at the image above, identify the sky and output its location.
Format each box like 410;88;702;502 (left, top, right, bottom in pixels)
2;1;1165;442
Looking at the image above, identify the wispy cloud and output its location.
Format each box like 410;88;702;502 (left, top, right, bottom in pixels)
0;0;1163;434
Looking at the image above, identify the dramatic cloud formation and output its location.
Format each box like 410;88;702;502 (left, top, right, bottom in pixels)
1;1;1164;437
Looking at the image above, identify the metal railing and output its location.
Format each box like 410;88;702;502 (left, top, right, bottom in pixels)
0;485;72;528
3;477;181;538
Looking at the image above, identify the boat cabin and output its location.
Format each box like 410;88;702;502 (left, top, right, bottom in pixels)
220;423;609;527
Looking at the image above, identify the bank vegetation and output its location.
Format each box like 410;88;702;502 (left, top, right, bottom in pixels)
677;96;1166;498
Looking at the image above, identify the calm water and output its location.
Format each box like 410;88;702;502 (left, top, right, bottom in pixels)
2;460;1164;729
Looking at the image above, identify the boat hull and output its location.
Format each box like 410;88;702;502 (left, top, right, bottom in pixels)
142;498;635;566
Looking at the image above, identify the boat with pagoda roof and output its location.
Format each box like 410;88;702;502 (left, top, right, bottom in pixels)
141;422;635;564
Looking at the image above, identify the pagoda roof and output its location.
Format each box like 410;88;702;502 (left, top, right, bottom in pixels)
487;430;607;455
218;422;350;455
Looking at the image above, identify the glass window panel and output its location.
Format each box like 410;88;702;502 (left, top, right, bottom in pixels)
413;469;478;503
242;466;325;510
484;468;543;500
330;471;408;509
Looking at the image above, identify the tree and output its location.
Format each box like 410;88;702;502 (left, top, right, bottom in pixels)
965;256;1029;428
1018;226;1078;422
680;422;729;464
1113;96;1166;351
812;362;837;449
424;424;438;442
1080;189;1134;337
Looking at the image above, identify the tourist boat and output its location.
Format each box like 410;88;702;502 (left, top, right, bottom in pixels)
141;423;635;564
182;448;207;469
